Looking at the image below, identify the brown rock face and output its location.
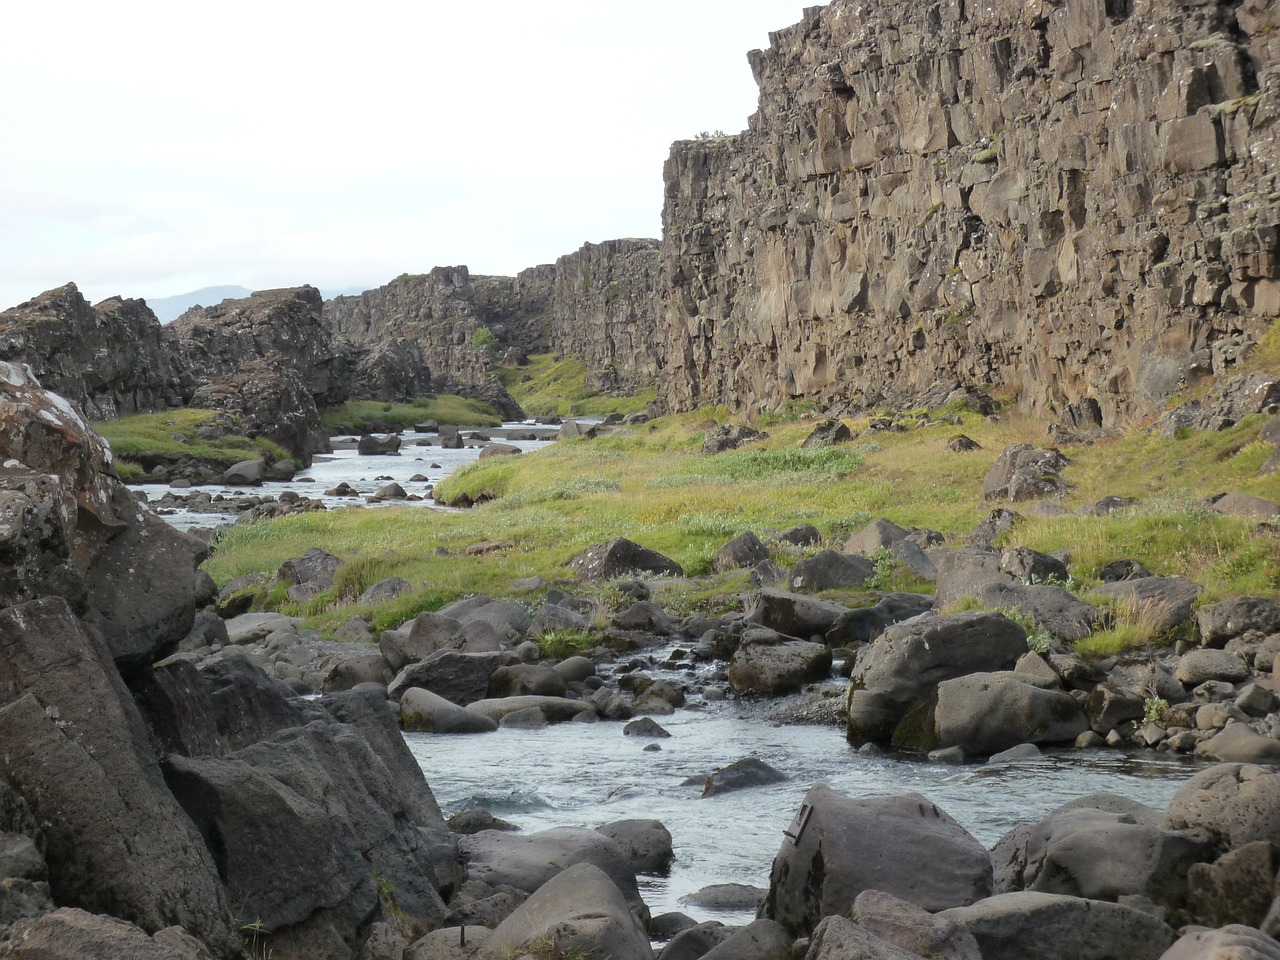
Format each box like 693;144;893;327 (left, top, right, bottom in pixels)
652;0;1279;422
0;284;192;419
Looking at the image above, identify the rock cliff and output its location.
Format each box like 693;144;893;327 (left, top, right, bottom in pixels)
172;287;347;459
0;284;192;419
654;0;1279;424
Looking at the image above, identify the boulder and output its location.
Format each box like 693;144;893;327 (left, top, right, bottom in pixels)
0;907;219;960
1165;763;1280;851
728;639;832;695
464;696;596;724
851;889;982;960
358;577;412;604
1199;598;1280;649
763;784;991;936
1161;925;1280;960
478;442;521;460
789;550;875;592
698;919;792;960
804;915;936;960
400;688;499;734
975;581;1100;642
596;819;674;874
826;593;933;645
488;663;568;699
992;796;1214;908
372;481;408;500
357;434;402;455
222;459;266;485
700;757;787;797
983;444;1070;502
999;546;1070;584
714;531;770;571
387;650;510;705
381;612;467;671
473;863;653;960
1213;494;1280;520
702;424;766;454
682;884;767;912
843;518;909;554
277;547;342;590
777;524;822;546
571;538;684;580
458;828;647;922
1177;649;1253;687
801;419;854;448
924;672;1090;755
437;596;533;642
938;891;1175;960
932;548;1016;609
1185;842;1280;929
0;598;239;957
1091;576;1203;636
846;611;1028;745
746;589;850;637
1195;725;1280;764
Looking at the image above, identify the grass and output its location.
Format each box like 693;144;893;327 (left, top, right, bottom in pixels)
200;400;1280;644
94;409;296;472
497;353;658;417
321;396;501;434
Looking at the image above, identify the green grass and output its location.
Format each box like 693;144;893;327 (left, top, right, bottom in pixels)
496;353;657;417
321;396;501;434
95;409;296;470
200;401;1280;642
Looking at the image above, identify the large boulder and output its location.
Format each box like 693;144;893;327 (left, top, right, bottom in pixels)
920;672;1090;755
789;550;875;592
846;611;1028;745
1195;724;1280;764
0;907;218;960
387;650;511;704
746;589;850;638
437;596;532;643
570;538;684;580
1165;764;1280;851
0;598;239;957
851;889;982;960
763;784;991;937
991;796;1214;909
826;593;934;645
714;531;770;571
702;424;766;454
595;819;674;875
983;445;1070;502
1198;598;1280;649
1162;925;1280;960
459;828;647;922
473;863;653;960
804;915;938;960
974;582;1100;642
400;688;499;734
932;548;1016;609
380;612;467;671
938;891;1176;960
165;692;456;959
728;639;832;695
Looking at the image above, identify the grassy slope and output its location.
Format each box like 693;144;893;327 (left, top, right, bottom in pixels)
203;401;1280;648
497;353;658;417
95;409;296;480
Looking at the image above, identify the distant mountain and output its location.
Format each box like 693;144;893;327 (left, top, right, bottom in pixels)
147;286;252;323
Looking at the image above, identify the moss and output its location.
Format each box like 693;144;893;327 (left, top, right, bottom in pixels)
890;693;941;753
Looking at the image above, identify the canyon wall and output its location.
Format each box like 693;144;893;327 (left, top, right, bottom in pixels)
654;0;1279;424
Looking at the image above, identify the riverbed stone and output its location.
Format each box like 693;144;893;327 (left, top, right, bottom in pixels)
465;696;596;723
682;884;767;912
763;784;991;936
1195;724;1280;764
400;688;499;734
938;891;1176;960
487;663;568;699
846;611;1028;745
698;919;792;960
387;650;510;705
729;638;832;695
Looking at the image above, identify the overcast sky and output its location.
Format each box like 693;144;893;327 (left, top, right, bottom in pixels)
0;1;806;311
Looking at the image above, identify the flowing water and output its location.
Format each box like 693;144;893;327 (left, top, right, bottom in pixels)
405;702;1201;925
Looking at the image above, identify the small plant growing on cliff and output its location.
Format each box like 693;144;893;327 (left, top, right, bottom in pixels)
694;129;727;140
472;326;500;352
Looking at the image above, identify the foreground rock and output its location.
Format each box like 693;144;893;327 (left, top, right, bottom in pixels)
764;784;991;936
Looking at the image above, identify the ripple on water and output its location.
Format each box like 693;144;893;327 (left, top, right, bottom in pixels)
405;703;1203;925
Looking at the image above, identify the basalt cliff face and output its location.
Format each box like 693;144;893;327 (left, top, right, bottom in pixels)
653;0;1280;424
0;284;193;419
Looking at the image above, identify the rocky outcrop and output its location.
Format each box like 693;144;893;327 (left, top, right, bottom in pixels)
653;0;1279;422
323;268;526;416
172;287;344;459
0;284;192;419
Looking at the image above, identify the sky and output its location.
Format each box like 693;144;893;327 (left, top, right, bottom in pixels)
0;1;807;311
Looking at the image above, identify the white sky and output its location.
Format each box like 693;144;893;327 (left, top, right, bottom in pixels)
0;1;806;311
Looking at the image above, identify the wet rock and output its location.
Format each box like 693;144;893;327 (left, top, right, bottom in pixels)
464;696;596;724
764;785;991;937
477;442;521;460
372;481;408;500
682;884;767;913
699;757;787;797
623;717;670;738
446;810;519;835
570;538;684;580
924;672;1090;755
595;819;674;874
401;688;499;734
357;434;403;456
